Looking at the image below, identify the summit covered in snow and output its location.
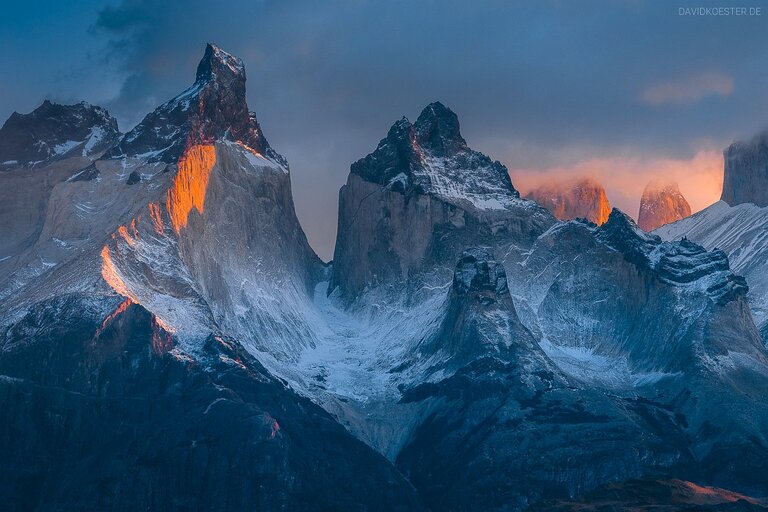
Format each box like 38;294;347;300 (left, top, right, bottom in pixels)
109;43;285;166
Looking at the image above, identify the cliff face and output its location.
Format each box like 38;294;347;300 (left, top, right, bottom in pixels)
638;180;691;231
721;131;768;207
524;177;611;225
329;102;554;301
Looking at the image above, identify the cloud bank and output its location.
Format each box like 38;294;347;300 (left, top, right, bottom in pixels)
640;72;735;106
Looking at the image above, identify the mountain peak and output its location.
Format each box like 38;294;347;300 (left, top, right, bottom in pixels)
597;208;659;266
524;176;611;225
413;101;466;155
600;208;650;241
111;43;284;165
349;102;519;207
195;43;245;83
0;100;120;168
638;179;691;231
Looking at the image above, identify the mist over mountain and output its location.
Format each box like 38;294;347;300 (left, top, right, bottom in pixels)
638;180;691;231
722;130;768;208
2;44;768;511
524;177;612;225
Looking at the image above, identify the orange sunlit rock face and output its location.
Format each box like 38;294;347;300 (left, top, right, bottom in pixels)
681;481;759;505
148;202;165;235
101;245;138;301
151;316;175;354
117;223;137;246
524;177;611;225
511;150;724;221
167;144;217;233
95;298;133;337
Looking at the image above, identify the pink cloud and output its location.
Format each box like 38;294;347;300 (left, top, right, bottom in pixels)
510;150;724;221
640;71;734;106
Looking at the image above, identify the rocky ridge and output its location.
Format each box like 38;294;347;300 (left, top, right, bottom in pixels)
0;100;120;169
107;43;285;166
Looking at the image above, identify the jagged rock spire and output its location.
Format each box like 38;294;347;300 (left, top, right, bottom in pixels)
413;101;467;155
109;43;285;166
350;101;518;200
195;43;246;82
638;179;691;231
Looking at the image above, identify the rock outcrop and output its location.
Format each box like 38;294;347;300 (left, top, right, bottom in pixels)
416;248;550;372
524;177;612;225
638;180;691;231
108;43;284;166
329;101;554;301
0;100;120;169
656;200;768;341
721;130;768;207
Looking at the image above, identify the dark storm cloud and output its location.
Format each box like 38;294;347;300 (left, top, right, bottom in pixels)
95;4;152;31
2;0;767;258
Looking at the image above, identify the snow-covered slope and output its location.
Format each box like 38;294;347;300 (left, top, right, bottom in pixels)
656;200;768;336
506;208;761;388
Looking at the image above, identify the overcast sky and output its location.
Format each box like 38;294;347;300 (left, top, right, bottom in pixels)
2;0;767;259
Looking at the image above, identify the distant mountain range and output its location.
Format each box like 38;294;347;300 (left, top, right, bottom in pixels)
2;44;768;511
